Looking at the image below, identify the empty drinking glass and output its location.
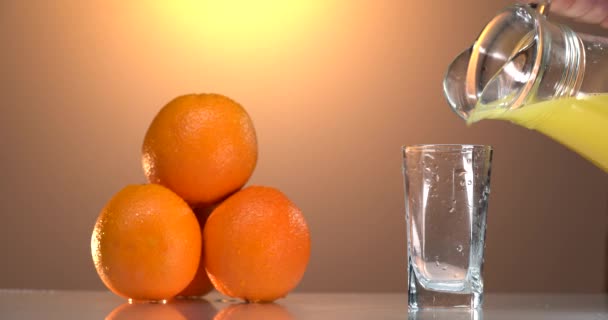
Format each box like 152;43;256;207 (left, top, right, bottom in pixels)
402;144;493;309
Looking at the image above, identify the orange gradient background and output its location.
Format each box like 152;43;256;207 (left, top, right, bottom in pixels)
0;0;606;293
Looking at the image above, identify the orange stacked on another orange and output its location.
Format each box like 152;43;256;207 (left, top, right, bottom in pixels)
91;93;311;303
142;94;258;207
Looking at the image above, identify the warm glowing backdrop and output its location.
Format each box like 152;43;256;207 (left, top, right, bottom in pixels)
0;0;606;293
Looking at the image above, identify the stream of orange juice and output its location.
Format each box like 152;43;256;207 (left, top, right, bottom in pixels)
467;94;608;172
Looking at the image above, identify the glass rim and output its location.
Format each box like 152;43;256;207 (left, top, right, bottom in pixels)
402;144;493;153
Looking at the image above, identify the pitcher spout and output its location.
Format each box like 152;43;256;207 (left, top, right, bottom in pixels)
443;47;476;120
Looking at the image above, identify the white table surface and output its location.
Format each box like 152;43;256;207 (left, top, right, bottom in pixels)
0;290;606;319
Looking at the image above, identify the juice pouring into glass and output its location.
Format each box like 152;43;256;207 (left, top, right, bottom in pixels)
444;2;608;172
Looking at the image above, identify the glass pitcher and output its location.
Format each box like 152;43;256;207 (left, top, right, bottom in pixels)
443;2;608;172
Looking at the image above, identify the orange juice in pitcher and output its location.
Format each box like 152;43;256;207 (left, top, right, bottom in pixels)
444;2;608;172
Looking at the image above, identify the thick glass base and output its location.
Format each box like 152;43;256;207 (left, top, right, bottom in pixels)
408;264;483;310
408;309;481;320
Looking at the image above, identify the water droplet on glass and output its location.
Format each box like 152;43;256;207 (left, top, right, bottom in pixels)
456;245;463;252
441;265;447;270
434;174;440;182
467;180;472;185
449;207;455;213
459;180;466;186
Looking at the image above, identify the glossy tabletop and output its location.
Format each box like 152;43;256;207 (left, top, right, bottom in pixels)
0;290;606;319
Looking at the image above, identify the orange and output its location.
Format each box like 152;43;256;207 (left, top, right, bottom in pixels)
213;303;295;320
91;184;201;302
142;93;257;206
177;205;216;298
204;186;310;302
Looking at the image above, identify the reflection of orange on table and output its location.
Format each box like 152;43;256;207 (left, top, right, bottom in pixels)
107;299;218;320
106;303;186;320
214;303;294;320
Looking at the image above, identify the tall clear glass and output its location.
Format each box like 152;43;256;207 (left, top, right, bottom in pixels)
402;144;493;309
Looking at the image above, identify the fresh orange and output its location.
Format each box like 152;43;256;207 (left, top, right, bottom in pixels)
142;93;257;206
204;186;310;302
177;205;216;298
91;184;201;302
